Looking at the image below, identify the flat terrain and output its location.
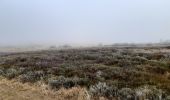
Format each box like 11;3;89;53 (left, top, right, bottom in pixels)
0;46;170;99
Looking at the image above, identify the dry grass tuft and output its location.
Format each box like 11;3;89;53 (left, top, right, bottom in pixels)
0;77;92;100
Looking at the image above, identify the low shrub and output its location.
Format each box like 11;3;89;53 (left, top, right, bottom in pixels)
4;68;19;79
0;68;5;76
19;71;44;83
118;88;135;100
135;86;165;100
48;76;89;90
89;82;116;97
166;96;170;100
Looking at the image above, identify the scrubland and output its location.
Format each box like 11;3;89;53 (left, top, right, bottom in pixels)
0;46;170;100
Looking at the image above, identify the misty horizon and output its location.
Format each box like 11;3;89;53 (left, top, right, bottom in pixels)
0;0;170;46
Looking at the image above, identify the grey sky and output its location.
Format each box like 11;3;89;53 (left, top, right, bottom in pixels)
0;0;170;46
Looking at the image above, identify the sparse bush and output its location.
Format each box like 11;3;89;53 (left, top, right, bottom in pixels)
118;88;135;100
0;68;5;76
96;71;103;78
4;68;19;79
135;85;165;100
48;80;63;90
19;71;44;83
166;95;170;100
18;67;28;74
48;76;90;90
89;82;115;97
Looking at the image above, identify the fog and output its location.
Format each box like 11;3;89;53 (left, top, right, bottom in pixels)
0;0;170;46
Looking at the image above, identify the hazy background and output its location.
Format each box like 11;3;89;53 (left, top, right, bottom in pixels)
0;0;170;46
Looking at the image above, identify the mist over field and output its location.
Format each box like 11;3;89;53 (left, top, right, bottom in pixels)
0;0;170;46
1;1;170;100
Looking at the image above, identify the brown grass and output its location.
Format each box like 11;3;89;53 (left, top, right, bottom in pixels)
0;77;99;100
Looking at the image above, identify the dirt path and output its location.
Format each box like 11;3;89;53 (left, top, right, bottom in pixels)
0;77;90;100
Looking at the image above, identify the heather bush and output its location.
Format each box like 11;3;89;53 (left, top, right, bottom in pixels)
89;82;116;97
4;68;19;79
19;71;44;83
0;69;4;75
18;67;29;74
117;88;135;100
48;76;66;90
48;76;90;90
134;86;165;100
166;96;170;100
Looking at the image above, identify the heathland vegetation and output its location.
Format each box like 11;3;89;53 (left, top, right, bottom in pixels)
0;46;170;99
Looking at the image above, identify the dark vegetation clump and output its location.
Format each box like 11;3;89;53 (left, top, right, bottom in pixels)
48;76;89;90
0;47;170;99
19;71;45;83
